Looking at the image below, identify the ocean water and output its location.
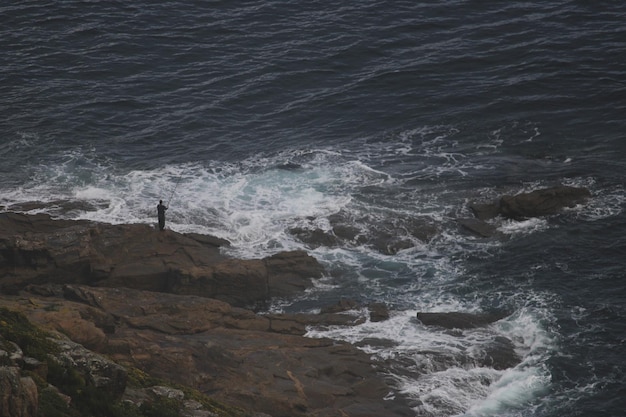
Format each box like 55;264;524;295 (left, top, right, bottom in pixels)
2;1;625;416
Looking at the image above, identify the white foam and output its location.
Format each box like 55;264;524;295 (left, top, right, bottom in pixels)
577;185;624;221
462;366;550;417
498;217;549;235
455;310;555;416
305;303;557;417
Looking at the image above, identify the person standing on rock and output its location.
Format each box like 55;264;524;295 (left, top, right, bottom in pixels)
157;200;167;231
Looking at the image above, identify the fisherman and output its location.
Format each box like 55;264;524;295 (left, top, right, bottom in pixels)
157;200;167;231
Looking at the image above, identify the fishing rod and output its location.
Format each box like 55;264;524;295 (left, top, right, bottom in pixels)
166;175;183;207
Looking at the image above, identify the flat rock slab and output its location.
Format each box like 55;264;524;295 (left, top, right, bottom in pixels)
416;311;509;329
0;212;323;308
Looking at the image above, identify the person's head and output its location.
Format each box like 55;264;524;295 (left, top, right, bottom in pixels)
159;200;163;204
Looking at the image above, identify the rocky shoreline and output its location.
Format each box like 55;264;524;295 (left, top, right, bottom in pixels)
0;185;591;417
1;211;415;417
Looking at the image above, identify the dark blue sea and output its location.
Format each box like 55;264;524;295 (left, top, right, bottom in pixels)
2;1;625;416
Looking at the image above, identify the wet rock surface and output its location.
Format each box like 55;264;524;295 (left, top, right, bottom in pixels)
416;311;510;329
469;185;591;221
461;185;591;237
288;210;439;255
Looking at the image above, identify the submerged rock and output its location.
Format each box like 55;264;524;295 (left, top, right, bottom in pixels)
469;185;591;221
290;211;439;255
462;185;591;237
499;185;591;219
6;199;109;216
288;227;340;248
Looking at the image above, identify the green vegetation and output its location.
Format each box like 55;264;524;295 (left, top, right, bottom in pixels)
0;306;59;360
1;307;248;417
127;367;247;417
38;387;72;417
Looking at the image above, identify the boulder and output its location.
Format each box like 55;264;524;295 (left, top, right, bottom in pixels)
0;212;415;416
170;250;324;309
364;217;438;255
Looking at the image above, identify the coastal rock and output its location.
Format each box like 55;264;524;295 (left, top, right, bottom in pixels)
368;302;390;322
499;185;591;219
0;213;323;308
288;227;340;248
0;367;38;417
21;357;48;381
1;286;415;417
457;218;499;238
320;299;360;314
320;299;390;322
265;250;324;299
469;185;591;221
468;202;502;221
331;224;363;243
409;335;522;376
53;337;128;398
290;211;438;255
477;336;521;370
416;311;509;329
167;250;322;309
5;199;109;217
